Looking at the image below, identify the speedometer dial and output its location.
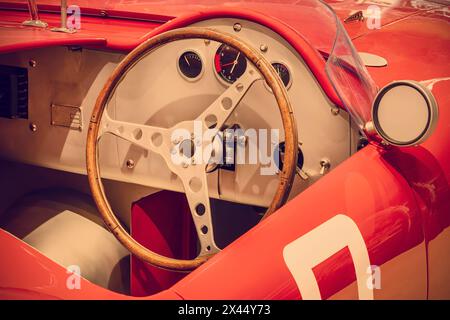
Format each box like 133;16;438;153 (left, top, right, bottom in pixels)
214;44;247;84
272;62;291;88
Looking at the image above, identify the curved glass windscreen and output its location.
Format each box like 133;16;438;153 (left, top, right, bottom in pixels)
320;1;378;130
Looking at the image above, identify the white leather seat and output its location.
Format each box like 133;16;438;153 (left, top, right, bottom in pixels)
0;189;130;294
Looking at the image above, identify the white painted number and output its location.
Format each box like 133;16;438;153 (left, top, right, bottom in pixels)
283;214;373;300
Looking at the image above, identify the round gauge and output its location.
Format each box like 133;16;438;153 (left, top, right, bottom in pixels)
272;62;291;88
178;51;203;80
214;44;247;84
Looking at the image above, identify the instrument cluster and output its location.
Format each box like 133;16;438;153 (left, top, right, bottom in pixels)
177;44;292;89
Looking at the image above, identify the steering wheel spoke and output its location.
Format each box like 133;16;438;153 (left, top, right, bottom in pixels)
197;68;262;130
176;165;220;256
100;112;169;155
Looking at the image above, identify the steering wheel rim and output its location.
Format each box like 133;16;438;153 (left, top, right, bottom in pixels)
87;27;298;271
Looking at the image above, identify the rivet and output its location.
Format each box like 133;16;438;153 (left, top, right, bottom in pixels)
29;59;37;68
126;159;135;169
204;39;210;45
233;23;242;32
260;44;268;53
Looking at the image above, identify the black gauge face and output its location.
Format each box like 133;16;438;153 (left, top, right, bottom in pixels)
272;62;291;88
274;141;304;172
214;44;247;84
178;51;203;79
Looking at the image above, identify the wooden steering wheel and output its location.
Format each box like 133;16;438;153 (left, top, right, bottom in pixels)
86;27;298;271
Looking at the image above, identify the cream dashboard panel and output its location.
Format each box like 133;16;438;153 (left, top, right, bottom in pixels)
0;47;122;174
0;18;355;207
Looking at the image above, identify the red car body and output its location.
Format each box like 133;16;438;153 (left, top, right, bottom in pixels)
0;0;448;299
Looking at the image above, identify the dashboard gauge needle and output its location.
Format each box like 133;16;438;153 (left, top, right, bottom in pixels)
230;52;240;74
184;55;191;66
221;62;235;67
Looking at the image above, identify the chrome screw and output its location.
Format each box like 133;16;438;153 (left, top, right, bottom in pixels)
233;23;242;32
126;159;135;169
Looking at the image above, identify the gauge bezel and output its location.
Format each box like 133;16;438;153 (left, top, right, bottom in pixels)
177;49;205;82
264;61;293;92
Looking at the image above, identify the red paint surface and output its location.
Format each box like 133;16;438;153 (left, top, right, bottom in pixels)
0;10;160;53
171;144;429;299
0;229;182;299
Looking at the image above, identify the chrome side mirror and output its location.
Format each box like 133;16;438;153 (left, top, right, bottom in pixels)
366;80;439;147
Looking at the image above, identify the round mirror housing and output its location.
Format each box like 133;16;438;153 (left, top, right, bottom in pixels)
370;80;438;147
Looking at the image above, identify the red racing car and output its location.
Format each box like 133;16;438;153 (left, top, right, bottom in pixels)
0;0;448;300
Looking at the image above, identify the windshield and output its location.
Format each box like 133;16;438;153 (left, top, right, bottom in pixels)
13;0;378;128
320;1;378;129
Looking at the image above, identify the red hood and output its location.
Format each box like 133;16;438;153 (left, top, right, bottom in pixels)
328;0;449;39
1;0;447;39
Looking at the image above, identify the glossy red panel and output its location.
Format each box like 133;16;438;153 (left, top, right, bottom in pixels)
172;144;430;299
0;10;161;53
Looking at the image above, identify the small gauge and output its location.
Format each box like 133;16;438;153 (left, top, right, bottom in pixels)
272;62;291;88
214;44;247;84
178;51;203;80
274;141;304;172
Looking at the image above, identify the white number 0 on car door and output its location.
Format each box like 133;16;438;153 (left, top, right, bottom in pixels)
283;214;374;300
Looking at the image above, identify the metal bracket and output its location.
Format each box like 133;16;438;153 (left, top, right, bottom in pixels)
22;0;47;28
22;19;48;28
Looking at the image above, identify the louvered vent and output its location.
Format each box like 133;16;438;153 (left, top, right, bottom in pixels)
0;65;28;119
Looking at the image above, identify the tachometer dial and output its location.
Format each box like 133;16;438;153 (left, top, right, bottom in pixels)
272;62;291;88
214;44;247;84
178;51;203;80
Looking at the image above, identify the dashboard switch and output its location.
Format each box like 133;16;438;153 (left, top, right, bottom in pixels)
319;158;331;175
